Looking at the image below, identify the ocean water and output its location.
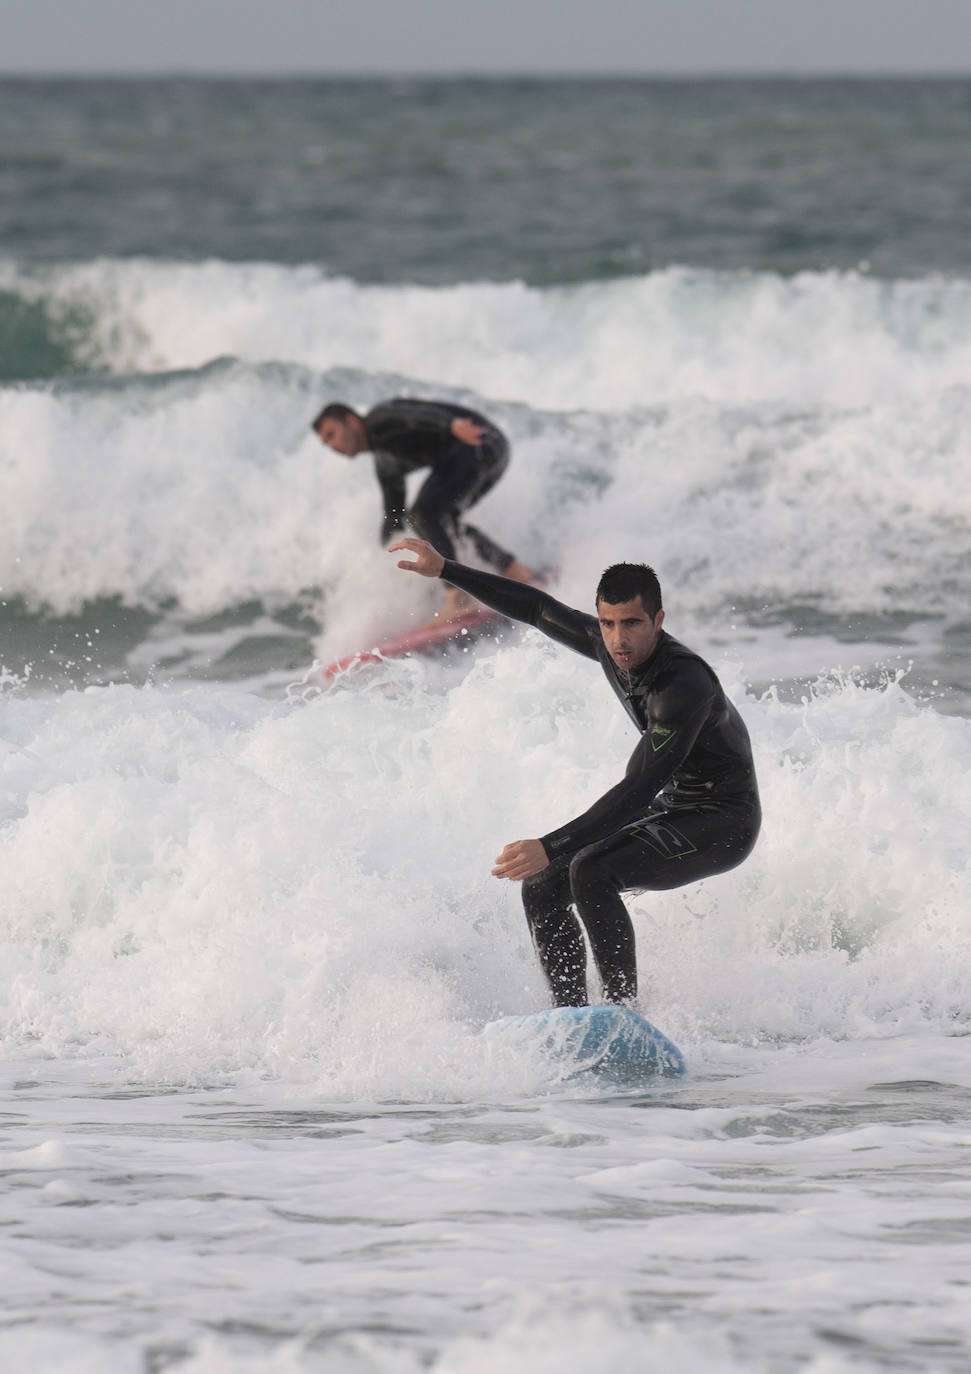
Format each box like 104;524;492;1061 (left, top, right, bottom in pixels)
1;77;970;1372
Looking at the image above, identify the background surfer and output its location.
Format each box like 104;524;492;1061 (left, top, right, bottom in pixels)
313;397;535;619
391;537;762;1009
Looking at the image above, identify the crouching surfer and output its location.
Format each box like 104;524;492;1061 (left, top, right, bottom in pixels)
391;537;761;1008
312;397;535;621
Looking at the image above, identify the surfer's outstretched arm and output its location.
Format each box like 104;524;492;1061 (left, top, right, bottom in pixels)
390;539;597;659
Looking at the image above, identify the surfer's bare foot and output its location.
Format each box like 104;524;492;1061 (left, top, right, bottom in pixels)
504;559;536;583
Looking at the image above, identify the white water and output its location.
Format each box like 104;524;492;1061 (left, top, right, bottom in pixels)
2;258;971;1370
7;258;971;410
2;652;970;1080
1;261;969;706
1;659;971;1371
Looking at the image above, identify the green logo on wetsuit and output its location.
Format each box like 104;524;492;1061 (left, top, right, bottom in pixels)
650;726;675;752
629;821;698;860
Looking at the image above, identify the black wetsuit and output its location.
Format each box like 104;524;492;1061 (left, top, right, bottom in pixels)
363;399;515;570
440;560;762;1007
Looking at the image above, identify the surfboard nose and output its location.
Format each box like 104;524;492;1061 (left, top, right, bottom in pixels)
485;1004;685;1084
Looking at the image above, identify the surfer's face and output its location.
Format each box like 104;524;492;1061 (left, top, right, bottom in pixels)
316;415;365;456
597;597;664;671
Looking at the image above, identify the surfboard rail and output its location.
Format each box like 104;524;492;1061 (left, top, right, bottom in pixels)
320;605;506;678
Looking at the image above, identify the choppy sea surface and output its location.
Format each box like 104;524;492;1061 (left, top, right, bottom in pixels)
1;78;970;1372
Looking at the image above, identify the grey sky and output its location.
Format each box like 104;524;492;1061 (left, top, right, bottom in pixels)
2;0;970;75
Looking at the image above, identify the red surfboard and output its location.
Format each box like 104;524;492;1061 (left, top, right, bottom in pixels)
320;605;506;679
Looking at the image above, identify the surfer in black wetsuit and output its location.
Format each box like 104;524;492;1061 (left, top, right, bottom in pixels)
312;398;535;618
390;536;761;1009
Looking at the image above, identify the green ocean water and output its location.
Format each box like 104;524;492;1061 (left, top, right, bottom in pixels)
2;77;970;293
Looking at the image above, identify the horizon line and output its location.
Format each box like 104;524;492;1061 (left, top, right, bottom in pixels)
1;67;970;81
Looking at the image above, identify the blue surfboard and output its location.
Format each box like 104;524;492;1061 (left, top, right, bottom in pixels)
487;1004;684;1084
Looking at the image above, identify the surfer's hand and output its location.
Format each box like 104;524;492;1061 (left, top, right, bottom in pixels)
389;538;445;578
451;417;486;446
492;839;549;881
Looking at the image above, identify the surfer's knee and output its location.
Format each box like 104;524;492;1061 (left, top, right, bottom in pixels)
408;500;458;557
568;845;615;903
407;502;431;540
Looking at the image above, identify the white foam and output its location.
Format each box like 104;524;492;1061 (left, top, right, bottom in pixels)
6;258;971;411
0;349;967;639
1;654;968;1093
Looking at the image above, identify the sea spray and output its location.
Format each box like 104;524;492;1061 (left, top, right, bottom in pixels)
1;657;968;1094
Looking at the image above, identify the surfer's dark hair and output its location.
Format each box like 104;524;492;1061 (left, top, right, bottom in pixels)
311;401;359;432
596;563;663;618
